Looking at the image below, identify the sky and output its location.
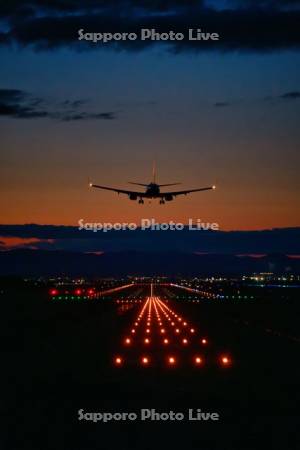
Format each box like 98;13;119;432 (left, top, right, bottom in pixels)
0;0;300;231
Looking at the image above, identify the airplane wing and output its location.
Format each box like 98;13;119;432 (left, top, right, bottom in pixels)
160;186;216;197
89;183;147;197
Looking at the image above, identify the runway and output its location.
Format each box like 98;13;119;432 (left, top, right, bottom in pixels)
4;282;300;450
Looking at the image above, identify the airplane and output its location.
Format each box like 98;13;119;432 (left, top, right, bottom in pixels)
89;163;216;204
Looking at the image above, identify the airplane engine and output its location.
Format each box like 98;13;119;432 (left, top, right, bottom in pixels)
129;193;138;201
165;194;174;201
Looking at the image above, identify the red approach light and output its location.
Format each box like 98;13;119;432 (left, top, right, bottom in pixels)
50;289;58;296
201;338;207;345
144;338;150;344
124;338;131;345
182;338;188;345
220;355;231;366
75;289;82;295
163;338;169;345
168;356;176;366
114;356;123;366
141;356;150;365
88;289;94;295
194;356;203;365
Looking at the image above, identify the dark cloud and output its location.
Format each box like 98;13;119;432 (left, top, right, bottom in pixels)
214;101;230;107
0;1;202;19
263;91;300;103
0;89;48;118
0;224;300;254
0;88;25;101
0;88;117;121
214;91;300;107
60;99;88;108
279;91;300;100
60;112;116;121
223;0;300;9
0;1;299;52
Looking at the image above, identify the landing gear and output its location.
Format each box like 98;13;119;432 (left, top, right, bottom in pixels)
159;199;165;205
138;198;144;204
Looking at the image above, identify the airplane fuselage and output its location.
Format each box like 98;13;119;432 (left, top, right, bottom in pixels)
145;183;160;197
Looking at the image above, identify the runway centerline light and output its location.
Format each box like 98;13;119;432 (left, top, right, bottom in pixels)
168;356;176;365
220;355;231;366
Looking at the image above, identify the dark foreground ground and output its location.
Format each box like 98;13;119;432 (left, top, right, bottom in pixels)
2;285;300;450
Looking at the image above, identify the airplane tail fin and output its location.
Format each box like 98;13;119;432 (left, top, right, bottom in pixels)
152;160;156;184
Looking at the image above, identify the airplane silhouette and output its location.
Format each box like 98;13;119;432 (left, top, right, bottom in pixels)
89;162;216;204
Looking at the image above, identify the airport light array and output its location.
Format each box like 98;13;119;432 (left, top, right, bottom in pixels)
170;283;217;299
49;287;96;300
114;296;231;368
49;283;135;301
